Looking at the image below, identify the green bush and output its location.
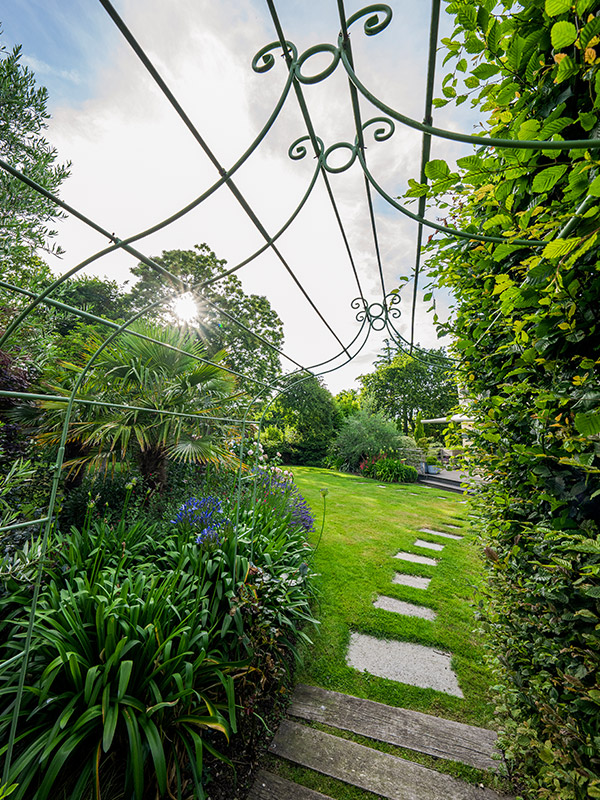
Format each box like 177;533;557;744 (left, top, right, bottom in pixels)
378;460;418;484
329;410;401;472
0;569;238;800
422;1;600;795
0;467;317;798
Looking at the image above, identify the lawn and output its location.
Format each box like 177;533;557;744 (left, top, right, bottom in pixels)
290;467;492;728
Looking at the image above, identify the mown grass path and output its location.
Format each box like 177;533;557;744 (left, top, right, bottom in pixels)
291;467;492;728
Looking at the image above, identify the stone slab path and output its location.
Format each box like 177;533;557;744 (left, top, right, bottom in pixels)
414;538;445;551
394;550;438;566
393;572;431;589
265;721;510;800
247;508;511;800
420;526;463;540
346;633;464;697
374;595;437;621
289;684;500;771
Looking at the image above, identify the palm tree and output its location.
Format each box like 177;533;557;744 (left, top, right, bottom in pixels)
34;323;239;494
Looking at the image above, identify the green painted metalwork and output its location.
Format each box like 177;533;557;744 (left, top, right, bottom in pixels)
0;0;597;786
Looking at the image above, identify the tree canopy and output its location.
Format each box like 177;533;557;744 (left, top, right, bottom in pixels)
263;372;340;465
359;346;458;434
124;245;284;388
0;38;70;259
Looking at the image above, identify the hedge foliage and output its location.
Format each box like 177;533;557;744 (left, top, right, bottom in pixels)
417;0;600;796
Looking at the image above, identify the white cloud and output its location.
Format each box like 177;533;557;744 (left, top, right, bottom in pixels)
39;0;471;394
21;54;82;85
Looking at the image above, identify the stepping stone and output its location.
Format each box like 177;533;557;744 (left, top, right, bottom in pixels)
249;769;332;799
420;527;462;541
346;632;463;697
378;485;387;488
393;572;431;589
414;539;444;552
290;684;501;771
436;496;447;499
374;595;436;621
270;721;509;799
446;524;461;529
409;492;419;496
394;551;438;566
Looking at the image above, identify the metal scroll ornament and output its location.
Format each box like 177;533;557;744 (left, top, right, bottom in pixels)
352;291;401;332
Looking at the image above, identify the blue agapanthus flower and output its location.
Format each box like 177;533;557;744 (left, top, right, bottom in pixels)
171;496;228;546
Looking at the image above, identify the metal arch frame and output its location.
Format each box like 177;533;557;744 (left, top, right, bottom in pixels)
1;0;597;785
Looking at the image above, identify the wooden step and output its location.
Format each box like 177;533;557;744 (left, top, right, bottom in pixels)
248;769;333;799
270;720;512;800
290;684;500;772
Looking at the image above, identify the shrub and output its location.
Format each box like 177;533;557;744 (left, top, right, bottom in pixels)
422;1;600;794
377;459;418;483
329;410;401;472
0;466;317;798
0;570;238;800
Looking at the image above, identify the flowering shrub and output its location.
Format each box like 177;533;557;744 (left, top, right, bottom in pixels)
358;455;418;484
253;468;314;535
171;495;229;547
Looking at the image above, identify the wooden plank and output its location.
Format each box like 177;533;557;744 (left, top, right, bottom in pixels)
248;769;333;800
289;684;499;772
270;721;511;800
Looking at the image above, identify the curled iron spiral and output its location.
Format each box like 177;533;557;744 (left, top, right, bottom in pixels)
345;4;393;37
252;41;298;73
351;291;401;331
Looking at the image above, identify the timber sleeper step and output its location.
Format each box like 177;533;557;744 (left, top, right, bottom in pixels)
290;684;500;772
248;769;333;800
269;720;512;800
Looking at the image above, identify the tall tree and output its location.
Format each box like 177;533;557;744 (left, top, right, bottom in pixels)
264;372;340;465
124;245;284;388
360;347;458;434
0;38;70;259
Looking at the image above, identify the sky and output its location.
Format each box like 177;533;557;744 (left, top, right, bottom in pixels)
1;0;480;394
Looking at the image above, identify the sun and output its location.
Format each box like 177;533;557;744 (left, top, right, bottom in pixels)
171;292;199;324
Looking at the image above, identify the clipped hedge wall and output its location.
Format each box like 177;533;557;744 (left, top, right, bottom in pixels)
418;1;600;797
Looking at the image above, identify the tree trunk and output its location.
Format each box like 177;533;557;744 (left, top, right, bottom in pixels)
138;446;168;495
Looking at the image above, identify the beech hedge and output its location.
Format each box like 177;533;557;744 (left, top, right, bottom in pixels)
415;1;600;797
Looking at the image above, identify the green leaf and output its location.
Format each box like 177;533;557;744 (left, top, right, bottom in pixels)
551;20;577;49
123;707;144;800
424;159;450;180
102;703;119;752
555;53;578;83
542;238;579;258
532;165;568;193
117;660;133;701
138;716;167;794
472;63;500;80
574;411;600;436
405;178;429;198
580;15;600;48
588;175;600;196
539;746;555;764
579;112;597;132
545;0;571;15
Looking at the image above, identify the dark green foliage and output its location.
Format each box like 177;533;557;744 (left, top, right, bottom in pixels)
0;38;70;258
329;409;401;472
124;246;284;388
360;346;458;434
420;1;600;796
0;468;316;798
264;373;341;466
360;455;418;483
